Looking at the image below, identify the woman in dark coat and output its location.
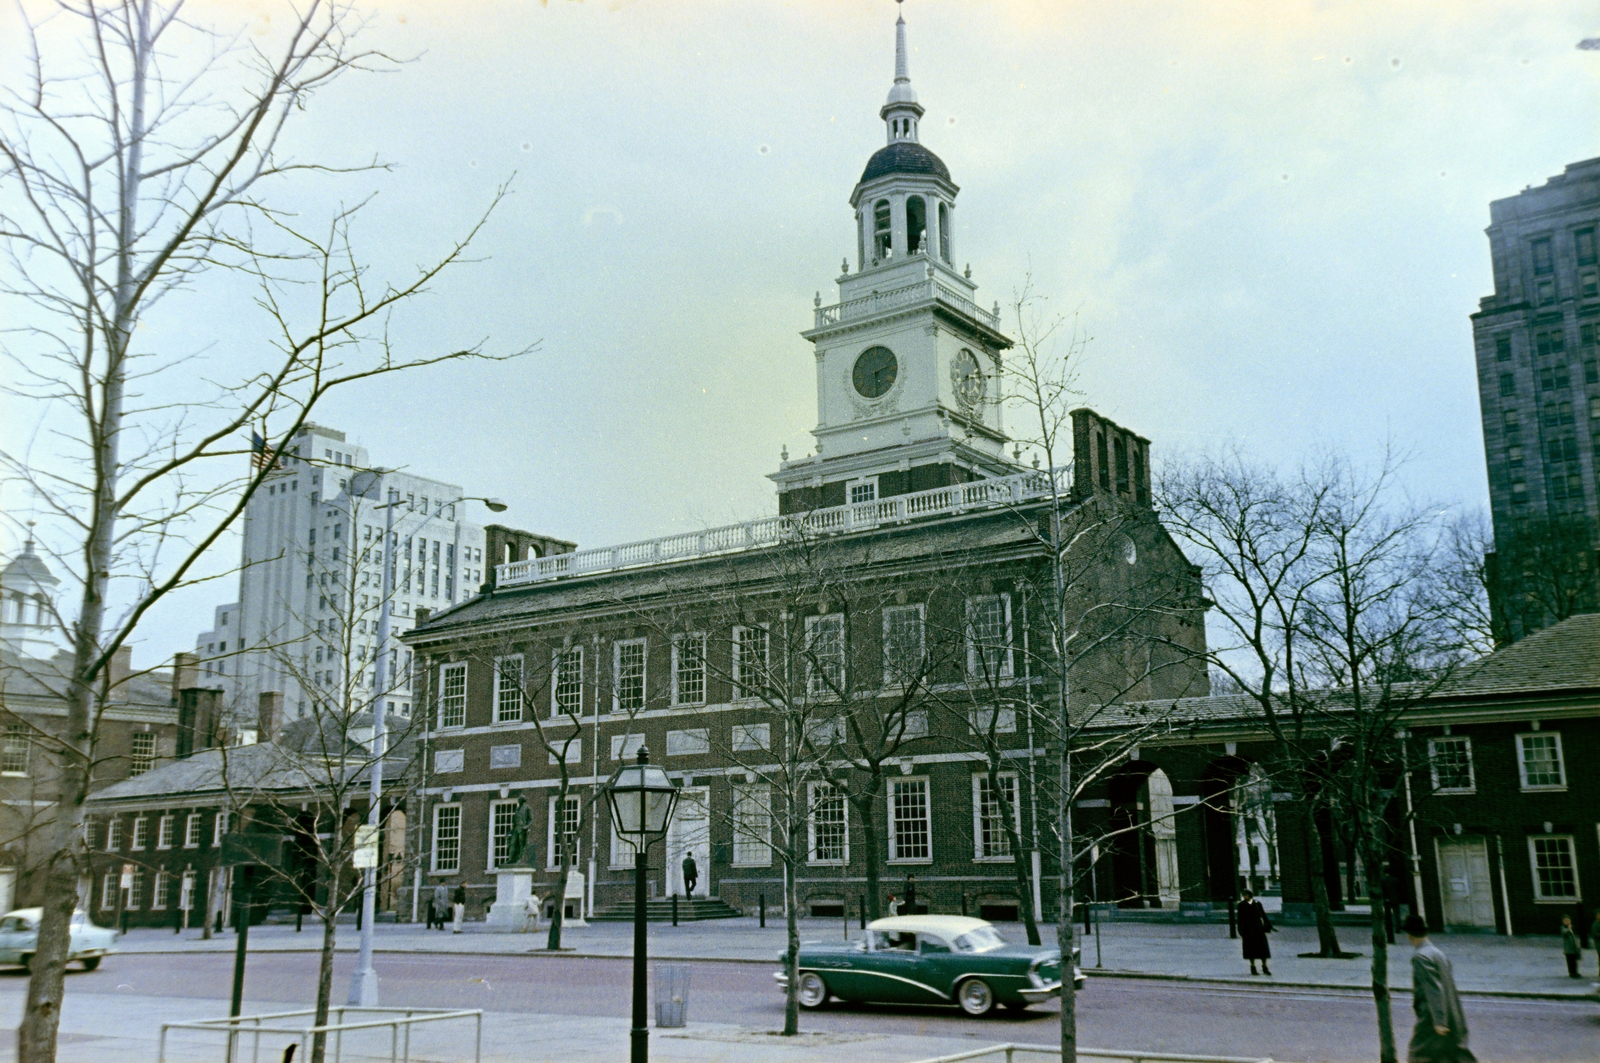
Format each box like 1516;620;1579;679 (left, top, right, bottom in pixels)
1238;889;1274;976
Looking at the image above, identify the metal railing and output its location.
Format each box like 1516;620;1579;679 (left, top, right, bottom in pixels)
813;270;1001;329
495;466;1071;588
159;1006;482;1063
904;1046;1272;1063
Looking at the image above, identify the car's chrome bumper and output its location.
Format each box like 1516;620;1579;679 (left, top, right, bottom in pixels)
773;972;788;990
1019;969;1086;1002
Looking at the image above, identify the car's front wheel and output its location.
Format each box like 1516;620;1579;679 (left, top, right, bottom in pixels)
956;977;995;1017
796;972;829;1010
80;956;101;972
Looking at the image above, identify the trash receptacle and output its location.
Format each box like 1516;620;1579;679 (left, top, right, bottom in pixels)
654;963;690;1028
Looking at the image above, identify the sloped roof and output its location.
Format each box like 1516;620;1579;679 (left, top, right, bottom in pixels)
1432;613;1600;700
0;648;171;709
859;141;953;187
85;740;334;804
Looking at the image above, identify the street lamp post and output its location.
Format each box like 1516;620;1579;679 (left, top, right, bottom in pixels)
605;747;679;1063
348;480;505;1006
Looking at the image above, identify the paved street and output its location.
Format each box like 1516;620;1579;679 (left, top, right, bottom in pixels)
10;949;1594;1062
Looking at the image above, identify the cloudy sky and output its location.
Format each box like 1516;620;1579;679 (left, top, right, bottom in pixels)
2;0;1596;666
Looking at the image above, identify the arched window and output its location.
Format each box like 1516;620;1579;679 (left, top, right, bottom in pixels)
906;197;926;255
873;200;892;261
526;544;541;561
938;202;951;262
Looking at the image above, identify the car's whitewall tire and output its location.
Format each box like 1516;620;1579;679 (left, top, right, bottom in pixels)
796;972;829;1010
956;977;995;1016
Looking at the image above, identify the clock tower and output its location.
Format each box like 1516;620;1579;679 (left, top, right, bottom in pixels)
774;5;1015;514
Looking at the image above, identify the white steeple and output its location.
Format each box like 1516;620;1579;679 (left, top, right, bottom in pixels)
882;3;923;144
1;525;65;659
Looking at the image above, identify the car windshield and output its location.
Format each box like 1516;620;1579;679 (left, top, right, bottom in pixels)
952;926;1007;953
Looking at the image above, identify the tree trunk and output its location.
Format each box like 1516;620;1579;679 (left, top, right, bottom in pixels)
1298;799;1343;957
547;840;570;951
1058;745;1078;1059
994;762;1040;945
311;906;339;1063
782;828;800;1036
852;774;883;921
1363;824;1398;1063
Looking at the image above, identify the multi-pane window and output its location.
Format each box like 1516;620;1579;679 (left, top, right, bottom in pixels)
672;634;707;706
1;725;30;775
733;626;769;700
129;732;156;776
732;784;771;866
157;814;175;849
1516;732;1565;789
610;816;638;869
553;647;584;717
808;783;848;864
185;813;202;848
548;794;581;868
1498;373;1516;397
966;595;1014;678
125;867;144;909
1494;335;1512;362
152;871;170;910
99;872;116;910
973;774;1020;861
432;804;461;873
1529;836;1579;901
213;810;229;846
131;816;149;851
1428;736;1474;793
614;640;646;712
849;478;878;504
489;799;517;869
1531;236;1553;275
107;818;123;851
494;655;524;724
805;614;846;697
438;663;467;729
882;604;926;686
888;777;932;862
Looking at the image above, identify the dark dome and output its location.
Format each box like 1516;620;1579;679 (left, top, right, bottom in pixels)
858;141;953;187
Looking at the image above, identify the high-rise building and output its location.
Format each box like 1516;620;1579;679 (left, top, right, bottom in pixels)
196;422;502;724
1471;157;1600;640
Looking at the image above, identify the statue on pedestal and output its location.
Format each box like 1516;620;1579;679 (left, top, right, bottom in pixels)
505;794;534;867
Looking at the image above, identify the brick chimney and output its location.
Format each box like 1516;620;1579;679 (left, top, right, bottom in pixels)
257;691;284;744
106;644;134;696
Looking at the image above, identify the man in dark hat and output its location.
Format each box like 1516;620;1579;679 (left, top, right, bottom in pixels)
1403;914;1476;1062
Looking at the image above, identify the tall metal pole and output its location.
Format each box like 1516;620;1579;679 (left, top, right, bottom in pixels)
348;486;396;1005
631;848;649;1063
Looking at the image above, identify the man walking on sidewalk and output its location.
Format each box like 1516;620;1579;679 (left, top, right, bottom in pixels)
1404;914;1476;1063
432;883;449;930
1238;889;1273;976
451;882;467;934
1560;916;1581;977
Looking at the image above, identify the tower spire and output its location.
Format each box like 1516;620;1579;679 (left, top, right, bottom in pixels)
882;0;923;144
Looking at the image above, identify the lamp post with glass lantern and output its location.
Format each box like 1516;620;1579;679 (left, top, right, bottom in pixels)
606;747;679;1063
346;475;505;1006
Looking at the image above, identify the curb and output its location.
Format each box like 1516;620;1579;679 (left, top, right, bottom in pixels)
1079;968;1600;1003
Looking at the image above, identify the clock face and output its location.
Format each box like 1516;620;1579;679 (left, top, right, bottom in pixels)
852;346;898;399
952;348;985;408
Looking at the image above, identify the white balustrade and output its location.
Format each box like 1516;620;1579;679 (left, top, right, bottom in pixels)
813;276;1001;330
493;467;1070;589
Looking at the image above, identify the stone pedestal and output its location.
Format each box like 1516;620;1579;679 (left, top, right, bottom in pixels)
484;867;538;933
562;870;587;927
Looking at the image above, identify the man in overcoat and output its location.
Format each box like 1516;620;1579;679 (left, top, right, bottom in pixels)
1237;889;1273;976
1404;914;1477;1063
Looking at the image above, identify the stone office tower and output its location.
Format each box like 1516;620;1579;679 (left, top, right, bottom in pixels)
1471;157;1600;641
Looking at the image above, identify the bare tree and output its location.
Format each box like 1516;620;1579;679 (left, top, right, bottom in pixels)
1484;514;1598;641
0;4;530;1057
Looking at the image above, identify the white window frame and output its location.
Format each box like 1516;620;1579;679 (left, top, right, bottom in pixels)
493;654;524;724
966;594;1014;679
614;639;647;713
212;810;229;847
671;633;708;707
1;724;30;776
488;799;517;870
129;732;156;775
972;773;1021;862
131;815;149;851
732;783;772;867
552;646;584;718
848;476;879;505
732;626;770;701
184;812;202;848
152;870;170;910
156;814;175;850
431;803;462;874
610;818;639;870
881;603;926;686
1528;834;1580;902
1427;736;1476;794
438;662;468;730
887;776;932;864
99;872;116;911
547;793;581;869
1516;732;1566;791
805;613;846;698
807;781;848;865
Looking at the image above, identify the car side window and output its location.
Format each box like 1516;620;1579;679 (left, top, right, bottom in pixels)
892;932;917;951
0;918;19;932
920;937;951;955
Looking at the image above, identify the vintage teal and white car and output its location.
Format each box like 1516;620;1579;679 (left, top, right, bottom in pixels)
775;915;1084;1016
0;909;116;972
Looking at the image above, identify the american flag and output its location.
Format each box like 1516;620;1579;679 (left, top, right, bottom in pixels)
250;431;277;472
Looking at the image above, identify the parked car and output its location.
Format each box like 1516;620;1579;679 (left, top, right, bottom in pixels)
0;909;117;972
774;915;1083;1016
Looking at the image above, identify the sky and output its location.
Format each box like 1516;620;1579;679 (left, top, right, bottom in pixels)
1;0;1596;669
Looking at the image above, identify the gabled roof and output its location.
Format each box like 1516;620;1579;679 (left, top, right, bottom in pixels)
0;648;171;709
1432;613;1600;700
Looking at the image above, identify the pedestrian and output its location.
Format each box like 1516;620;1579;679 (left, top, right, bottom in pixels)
1403;914;1477;1063
432;883;449;931
1237;888;1273;976
903;874;918;914
451;882;467;934
886;893;899;916
681;851;699;897
1560;915;1581;978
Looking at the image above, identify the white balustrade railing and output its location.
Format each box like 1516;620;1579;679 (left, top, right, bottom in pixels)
496;467;1071;588
814;273;1000;330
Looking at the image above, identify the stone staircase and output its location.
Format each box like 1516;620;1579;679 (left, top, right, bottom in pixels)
588;896;743;922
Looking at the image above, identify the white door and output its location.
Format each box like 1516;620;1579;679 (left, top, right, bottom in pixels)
666;786;710;898
1435;837;1495;928
1146;770;1181;908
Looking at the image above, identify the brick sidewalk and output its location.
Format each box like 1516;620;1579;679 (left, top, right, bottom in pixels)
112;917;1600;999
